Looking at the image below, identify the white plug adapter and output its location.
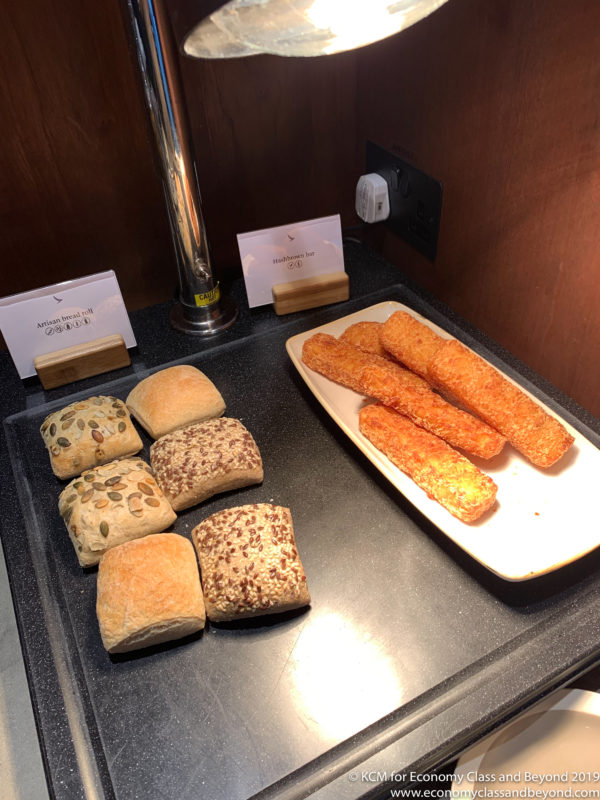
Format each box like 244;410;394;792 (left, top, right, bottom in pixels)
355;173;390;223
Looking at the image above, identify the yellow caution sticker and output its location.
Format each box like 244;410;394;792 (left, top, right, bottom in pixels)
194;284;220;307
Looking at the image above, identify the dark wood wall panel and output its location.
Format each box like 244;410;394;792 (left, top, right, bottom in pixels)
0;0;360;318
0;0;176;310
175;50;360;272
355;0;600;415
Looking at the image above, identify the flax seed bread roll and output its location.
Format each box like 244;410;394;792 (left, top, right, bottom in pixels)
126;365;225;439
192;504;310;622
40;396;143;479
96;533;205;653
58;457;177;567
150;417;263;511
359;403;498;523
427;340;575;468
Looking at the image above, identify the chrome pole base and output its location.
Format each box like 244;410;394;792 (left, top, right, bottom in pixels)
169;295;238;335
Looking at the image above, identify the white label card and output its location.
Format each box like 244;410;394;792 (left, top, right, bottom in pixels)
237;214;345;308
0;271;137;379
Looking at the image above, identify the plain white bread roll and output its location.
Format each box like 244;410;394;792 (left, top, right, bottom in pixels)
96;533;205;653
126;365;225;439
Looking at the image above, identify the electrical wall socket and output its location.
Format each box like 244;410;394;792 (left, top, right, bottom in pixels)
366;141;443;261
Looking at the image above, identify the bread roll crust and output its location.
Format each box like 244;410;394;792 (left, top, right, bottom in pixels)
96;533;205;653
192;503;310;622
58;457;177;566
150;418;263;512
40;396;143;479
126;365;225;439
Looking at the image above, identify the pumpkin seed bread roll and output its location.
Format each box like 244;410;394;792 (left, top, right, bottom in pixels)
427;340;575;468
359;364;505;459
40;396;143;480
58;457;177;567
380;310;445;377
359;404;498;523
339;321;391;359
301;332;430;394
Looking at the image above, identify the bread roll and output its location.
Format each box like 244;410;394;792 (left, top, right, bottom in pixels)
58;457;177;566
40;396;143;479
96;533;205;653
150;418;263;512
192;504;310;622
126;365;225;439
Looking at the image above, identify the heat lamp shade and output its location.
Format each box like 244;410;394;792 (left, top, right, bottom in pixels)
183;0;450;58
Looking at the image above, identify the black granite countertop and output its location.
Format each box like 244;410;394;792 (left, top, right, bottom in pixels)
1;241;599;800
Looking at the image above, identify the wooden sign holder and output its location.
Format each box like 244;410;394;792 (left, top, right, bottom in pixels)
33;334;131;390
272;271;349;316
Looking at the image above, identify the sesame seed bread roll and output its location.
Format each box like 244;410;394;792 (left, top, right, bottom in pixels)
359;404;498;523
380;310;445;378
58;457;177;567
96;533;205;654
428;340;575;468
150;418;263;512
339;321;391;359
302;332;431;394
126;364;225;440
192;504;310;622
359;364;505;459
40;396;143;480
